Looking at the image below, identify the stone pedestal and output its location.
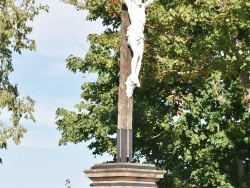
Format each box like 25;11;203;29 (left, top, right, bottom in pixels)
84;163;166;187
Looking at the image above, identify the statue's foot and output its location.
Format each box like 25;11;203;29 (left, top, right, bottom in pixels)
129;75;140;87
125;77;136;98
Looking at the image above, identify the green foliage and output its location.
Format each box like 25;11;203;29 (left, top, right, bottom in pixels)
57;30;120;157
65;179;72;188
57;0;250;187
0;0;48;161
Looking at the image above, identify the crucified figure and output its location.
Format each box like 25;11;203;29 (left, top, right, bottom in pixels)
124;0;154;98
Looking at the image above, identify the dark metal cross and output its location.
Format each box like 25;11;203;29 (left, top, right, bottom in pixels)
117;3;133;163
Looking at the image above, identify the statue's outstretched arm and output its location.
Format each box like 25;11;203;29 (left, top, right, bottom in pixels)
143;0;154;7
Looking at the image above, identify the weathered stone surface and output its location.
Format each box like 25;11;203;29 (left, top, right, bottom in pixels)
84;163;166;187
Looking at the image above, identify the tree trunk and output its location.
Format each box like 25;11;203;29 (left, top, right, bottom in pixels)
239;71;250;112
235;155;245;185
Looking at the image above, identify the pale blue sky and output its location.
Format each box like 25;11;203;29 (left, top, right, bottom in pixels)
0;0;112;187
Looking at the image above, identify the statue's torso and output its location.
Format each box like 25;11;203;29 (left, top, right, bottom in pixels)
126;4;146;38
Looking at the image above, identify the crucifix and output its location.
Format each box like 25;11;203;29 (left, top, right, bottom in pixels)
85;1;166;186
117;0;154;163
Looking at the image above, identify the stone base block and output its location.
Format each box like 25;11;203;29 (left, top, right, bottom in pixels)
84;163;166;187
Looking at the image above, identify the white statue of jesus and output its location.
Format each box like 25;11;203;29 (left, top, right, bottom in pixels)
124;0;154;98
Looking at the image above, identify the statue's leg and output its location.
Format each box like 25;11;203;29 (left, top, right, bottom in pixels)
134;39;144;87
128;39;141;87
125;37;139;98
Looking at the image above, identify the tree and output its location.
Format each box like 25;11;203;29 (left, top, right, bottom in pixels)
56;0;250;187
0;0;48;162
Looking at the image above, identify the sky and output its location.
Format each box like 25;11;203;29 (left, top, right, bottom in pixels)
0;0;112;187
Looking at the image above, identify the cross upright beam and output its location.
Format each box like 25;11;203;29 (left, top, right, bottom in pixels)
117;3;133;163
